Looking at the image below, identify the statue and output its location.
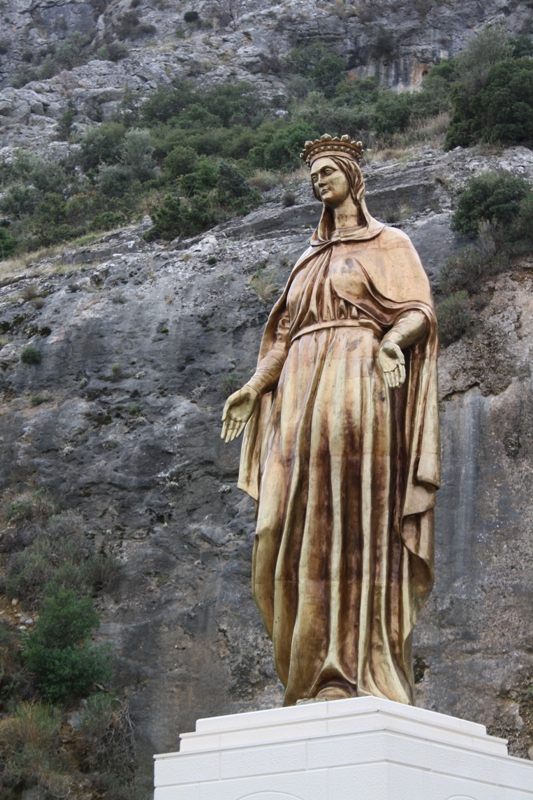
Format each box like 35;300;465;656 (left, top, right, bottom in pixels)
221;135;440;706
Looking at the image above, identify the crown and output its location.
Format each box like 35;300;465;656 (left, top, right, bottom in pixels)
300;134;364;166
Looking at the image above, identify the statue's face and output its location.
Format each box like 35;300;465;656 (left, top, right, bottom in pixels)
310;157;350;207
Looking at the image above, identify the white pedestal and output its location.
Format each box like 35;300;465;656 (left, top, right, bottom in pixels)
154;696;533;800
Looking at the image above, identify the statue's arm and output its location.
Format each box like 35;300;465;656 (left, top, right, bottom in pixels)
383;310;427;349
221;315;290;442
378;311;427;389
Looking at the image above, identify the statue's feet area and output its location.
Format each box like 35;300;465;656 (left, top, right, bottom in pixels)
295;684;357;703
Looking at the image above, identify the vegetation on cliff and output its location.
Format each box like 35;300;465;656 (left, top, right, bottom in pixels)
0;496;139;799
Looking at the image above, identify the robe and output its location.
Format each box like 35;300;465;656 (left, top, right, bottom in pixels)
238;215;440;706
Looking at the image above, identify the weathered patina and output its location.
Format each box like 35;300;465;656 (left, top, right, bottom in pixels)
222;135;440;706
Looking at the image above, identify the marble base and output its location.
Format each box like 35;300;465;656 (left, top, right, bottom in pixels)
154;696;533;799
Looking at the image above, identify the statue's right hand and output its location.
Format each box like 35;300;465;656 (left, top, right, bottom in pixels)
221;385;260;443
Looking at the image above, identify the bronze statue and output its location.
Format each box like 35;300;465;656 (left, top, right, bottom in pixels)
222;135;440;706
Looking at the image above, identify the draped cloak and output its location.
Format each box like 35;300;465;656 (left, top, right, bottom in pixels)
238;213;440;706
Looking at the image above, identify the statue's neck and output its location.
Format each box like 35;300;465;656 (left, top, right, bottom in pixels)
332;198;364;230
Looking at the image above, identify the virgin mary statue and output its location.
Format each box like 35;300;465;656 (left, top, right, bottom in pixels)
222;135;440;707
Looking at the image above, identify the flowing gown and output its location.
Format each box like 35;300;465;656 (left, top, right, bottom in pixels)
240;226;439;706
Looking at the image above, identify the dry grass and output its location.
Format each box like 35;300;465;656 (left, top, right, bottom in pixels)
249;268;279;302
364;112;451;163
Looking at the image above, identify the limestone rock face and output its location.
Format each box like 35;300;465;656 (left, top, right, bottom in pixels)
1;145;533;780
1;0;532;153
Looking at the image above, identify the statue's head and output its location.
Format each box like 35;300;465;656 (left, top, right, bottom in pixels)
310;156;363;208
302;134;365;210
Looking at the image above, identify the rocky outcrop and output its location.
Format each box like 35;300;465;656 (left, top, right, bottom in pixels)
1;1;533;154
1;144;533;786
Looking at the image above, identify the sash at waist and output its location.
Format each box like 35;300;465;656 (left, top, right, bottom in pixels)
290;318;381;343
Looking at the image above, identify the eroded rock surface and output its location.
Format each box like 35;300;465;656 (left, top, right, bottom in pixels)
1;145;533;784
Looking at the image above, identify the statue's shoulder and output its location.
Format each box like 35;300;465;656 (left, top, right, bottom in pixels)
379;225;415;247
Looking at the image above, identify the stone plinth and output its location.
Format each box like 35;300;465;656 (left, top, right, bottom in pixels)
154;696;533;799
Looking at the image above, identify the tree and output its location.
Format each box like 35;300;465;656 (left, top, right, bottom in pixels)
451;171;531;238
26;589;111;702
446;58;533;149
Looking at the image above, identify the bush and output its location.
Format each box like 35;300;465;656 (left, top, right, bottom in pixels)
372;90;415;135
26;589;112;702
438;231;508;296
5;490;52;526
447;57;533;148
78;122;127;172
5;509;120;604
215;161;260;212
55;100;77;141
0;624;28;707
97;164;136;198
512;192;533;249
120;127;156;182
79;694;136;778
94;41;129;62
144;194;217;241
451;172;532;238
20;344;42;365
284;42;346;98
0;226;17;259
437;291;472;346
0;702;66;793
370;25;398;62
249;121;317;171
163;145;198;178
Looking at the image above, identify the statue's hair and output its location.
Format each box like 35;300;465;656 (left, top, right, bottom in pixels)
311;155;365;206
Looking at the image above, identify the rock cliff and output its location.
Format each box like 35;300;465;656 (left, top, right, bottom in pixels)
1;144;533;789
2;0;533;793
1;0;533;153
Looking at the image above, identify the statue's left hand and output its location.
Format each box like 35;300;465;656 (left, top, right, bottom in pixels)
221;385;260;443
378;341;406;388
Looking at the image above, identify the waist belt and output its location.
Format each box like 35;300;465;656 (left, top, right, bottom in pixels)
291;319;381;343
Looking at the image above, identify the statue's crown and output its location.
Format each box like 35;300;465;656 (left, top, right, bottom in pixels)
301;134;363;166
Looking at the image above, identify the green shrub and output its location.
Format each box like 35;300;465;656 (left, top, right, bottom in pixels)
369;25;398;62
512;192;533;248
372;91;415;135
20;344;42;365
163;145;198;178
94;41;129;62
31;590;100;649
447;57;533;148
0;226;17;259
26;589;112;702
144;194;217;241
451;172;532;238
30;394;46;406
249;121;317;171
178;157;216;195
216;161;260;212
284;42;346;98
97;164;136;198
55;100;77;141
0;185;40;219
5;489;53;526
78;122;127;172
184;10;200;24
120;127;156;182
0;702;65;791
453;21;512;96
437;291;472;346
0;624;28;708
5;509;120;604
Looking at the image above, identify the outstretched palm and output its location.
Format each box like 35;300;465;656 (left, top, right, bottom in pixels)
221;386;259;442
